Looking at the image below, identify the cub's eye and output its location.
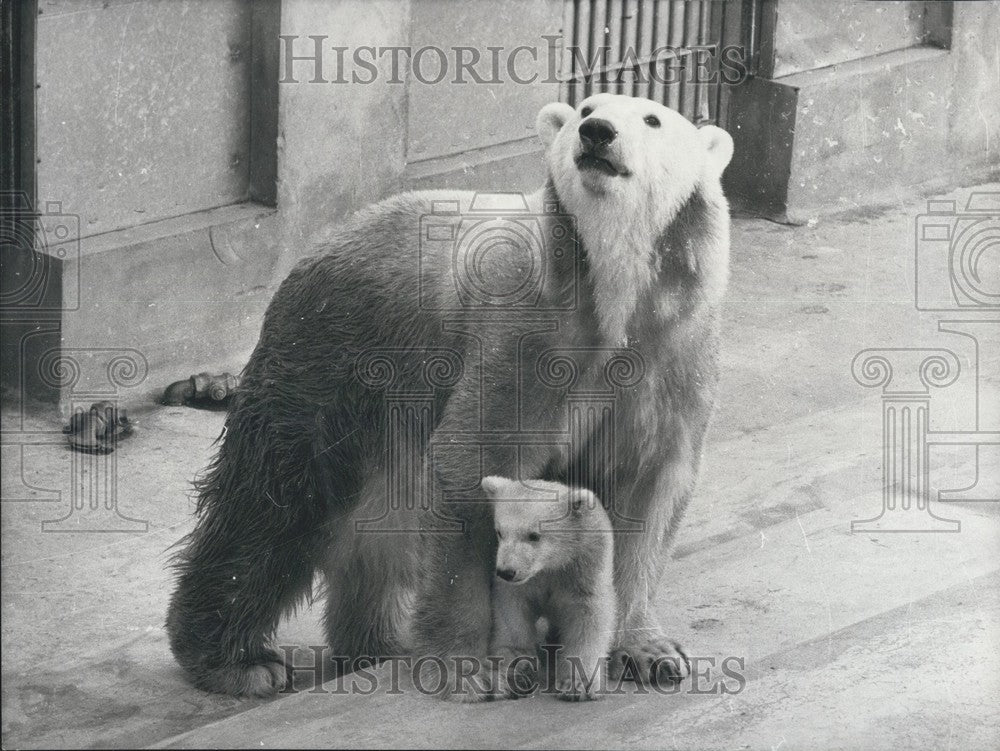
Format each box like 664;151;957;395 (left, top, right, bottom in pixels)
581;106;593;118
527;531;541;542
644;114;661;128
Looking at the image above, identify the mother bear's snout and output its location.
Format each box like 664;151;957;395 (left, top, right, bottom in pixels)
579;118;617;152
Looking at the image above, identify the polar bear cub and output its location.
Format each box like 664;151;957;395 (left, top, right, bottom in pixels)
482;476;616;701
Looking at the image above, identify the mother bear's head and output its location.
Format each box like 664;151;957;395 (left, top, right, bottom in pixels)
535;93;734;344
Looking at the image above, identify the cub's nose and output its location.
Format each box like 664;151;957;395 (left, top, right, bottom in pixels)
578;118;617;152
496;568;517;582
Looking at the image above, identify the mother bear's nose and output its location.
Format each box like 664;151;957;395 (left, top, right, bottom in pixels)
579;118;617;152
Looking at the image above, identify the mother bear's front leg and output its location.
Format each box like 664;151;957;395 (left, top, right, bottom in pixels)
407;365;559;702
410;511;497;702
608;448;700;687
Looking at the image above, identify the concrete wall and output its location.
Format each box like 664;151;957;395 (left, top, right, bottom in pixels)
270;0;562;283
726;0;1000;222
947;0;1000;171
3;0;567;408
34;0;254;237
271;0;412;282
769;0;924;77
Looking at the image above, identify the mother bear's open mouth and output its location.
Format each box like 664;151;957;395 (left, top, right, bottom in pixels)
575;152;630;177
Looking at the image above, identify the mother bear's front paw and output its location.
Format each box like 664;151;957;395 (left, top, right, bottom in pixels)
610;635;690;686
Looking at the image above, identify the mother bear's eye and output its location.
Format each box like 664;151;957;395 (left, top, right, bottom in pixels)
496;529;502;539
527;532;540;542
580;106;593;117
644;114;661;128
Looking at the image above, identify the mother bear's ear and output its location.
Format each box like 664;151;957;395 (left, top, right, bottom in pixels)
569;488;597;515
536;102;575;150
698;124;734;177
481;476;504;496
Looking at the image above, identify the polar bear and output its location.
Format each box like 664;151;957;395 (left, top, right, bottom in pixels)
166;93;733;700
484;476;615;702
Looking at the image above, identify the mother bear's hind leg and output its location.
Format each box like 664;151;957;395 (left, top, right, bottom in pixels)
166;420;331;697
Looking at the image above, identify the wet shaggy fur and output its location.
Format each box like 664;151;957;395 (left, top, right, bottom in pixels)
167;94;733;699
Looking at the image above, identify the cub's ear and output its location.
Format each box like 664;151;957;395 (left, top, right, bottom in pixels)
481;476;505;497
569;488;596;515
699;124;734;177
536;102;575;150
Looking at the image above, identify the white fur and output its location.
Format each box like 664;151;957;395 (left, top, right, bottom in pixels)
484;477;615;700
536;93;733;346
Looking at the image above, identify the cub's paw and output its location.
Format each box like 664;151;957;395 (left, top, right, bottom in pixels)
610;636;690;686
555;676;599;702
195;656;289;698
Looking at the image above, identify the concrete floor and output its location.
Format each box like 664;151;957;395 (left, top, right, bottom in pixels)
2;184;998;749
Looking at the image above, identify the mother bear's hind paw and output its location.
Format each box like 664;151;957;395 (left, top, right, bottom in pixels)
193;654;290;698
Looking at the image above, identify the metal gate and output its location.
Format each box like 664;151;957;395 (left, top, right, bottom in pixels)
559;0;743;125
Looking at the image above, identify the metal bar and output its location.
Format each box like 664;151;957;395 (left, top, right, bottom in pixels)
579;0;592;100
667;1;685;110
667;0;685;48
564;0;582;105
718;0;745;129
742;0;761;77
712;0;728;124
587;0;604;97
650;0;670;101
620;0;638;95
679;0;701;119
631;0;643;97
636;0;660;97
694;0;711;122
606;0;623;93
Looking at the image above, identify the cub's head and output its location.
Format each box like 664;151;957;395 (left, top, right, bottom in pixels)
482;476;604;585
536;93;733;222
